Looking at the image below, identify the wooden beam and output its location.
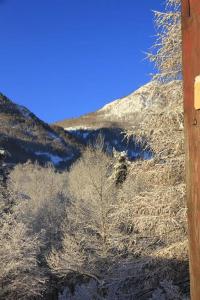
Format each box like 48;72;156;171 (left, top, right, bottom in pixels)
182;1;200;298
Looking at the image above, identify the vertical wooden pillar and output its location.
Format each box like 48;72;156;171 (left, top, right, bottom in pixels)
182;1;200;299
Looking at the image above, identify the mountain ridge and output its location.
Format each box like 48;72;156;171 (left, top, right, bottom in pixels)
55;80;182;130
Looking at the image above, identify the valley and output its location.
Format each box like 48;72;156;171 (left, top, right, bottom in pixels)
0;79;188;300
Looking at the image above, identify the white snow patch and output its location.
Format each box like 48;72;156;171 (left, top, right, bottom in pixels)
35;152;63;164
35;152;74;165
48;131;62;141
64;126;94;131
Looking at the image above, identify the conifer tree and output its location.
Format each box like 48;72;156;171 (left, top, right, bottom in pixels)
113;150;129;186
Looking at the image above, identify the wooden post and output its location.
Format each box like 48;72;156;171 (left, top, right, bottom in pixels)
182;1;200;299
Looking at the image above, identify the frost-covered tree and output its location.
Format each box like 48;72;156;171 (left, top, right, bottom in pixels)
47;148;118;284
0;215;46;300
148;0;182;82
2;162;70;298
8;161;68;249
46;146;188;298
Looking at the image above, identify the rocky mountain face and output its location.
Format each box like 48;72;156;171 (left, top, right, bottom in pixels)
0;93;82;168
56;81;182;129
55;80;182;160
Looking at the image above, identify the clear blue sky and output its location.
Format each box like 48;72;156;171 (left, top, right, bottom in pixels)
0;0;164;123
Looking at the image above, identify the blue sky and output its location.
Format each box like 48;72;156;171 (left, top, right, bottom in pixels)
0;0;164;123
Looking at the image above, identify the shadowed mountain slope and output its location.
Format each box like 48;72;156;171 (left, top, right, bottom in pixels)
0;93;82;168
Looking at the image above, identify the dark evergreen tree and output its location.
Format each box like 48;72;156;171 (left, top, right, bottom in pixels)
113;150;129;186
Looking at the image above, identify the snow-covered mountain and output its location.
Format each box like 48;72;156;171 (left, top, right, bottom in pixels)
98;81;162;118
55;80;182;160
56;80;182;130
99;80;182;118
